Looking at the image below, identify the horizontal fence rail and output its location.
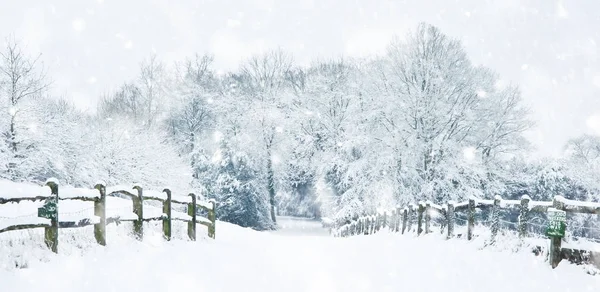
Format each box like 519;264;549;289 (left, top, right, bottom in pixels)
333;195;600;269
0;179;217;253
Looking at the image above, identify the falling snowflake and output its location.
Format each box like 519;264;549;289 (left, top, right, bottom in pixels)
72;18;86;32
463;147;476;161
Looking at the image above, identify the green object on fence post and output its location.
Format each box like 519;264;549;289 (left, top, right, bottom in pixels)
94;183;107;246
545;208;566;237
37;199;57;220
188;193;197;241
163;189;172;241
42;180;59;253
208;199;216;239
547;202;566;269
132;185;144;241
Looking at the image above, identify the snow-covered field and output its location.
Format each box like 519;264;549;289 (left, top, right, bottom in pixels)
1;217;598;292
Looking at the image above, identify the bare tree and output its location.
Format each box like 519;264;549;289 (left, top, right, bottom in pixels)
237;49;294;223
0;37;49;179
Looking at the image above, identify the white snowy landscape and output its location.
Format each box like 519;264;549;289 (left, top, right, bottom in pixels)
1;0;600;291
1;216;600;292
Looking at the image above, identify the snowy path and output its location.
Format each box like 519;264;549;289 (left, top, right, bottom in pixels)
2;220;599;292
270;216;330;236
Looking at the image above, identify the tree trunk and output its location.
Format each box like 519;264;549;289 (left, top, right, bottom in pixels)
267;149;277;224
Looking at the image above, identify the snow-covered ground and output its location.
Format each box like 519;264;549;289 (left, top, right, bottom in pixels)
1;218;599;292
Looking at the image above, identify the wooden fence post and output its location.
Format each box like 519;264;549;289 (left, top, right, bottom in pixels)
162;189;172;241
446;201;455;239
360;217;365;235
401;208;408;234
519;195;530;239
44;180;59;253
395;206;401;232
208;199;216;239
132;185;144;241
390;210;396;231
425;201;432;234
467;198;475;240
549;196;565;268
94;182;107;246
407;204;414;233
188;193;197;241
417;202;425;236
383;212;388;230
370;215;375;234
490;195;501;245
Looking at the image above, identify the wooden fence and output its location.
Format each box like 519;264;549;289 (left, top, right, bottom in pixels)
334;195;600;269
0;179;216;253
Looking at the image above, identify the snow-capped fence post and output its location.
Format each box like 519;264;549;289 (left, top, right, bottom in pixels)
132;185;144;241
490;196;501;245
518;195;530;239
94;182;107;246
162;189;172;241
417;202;425;236
187;193;197;241
43;180;59;253
390;210;396;231
425;201;432;234
401;208;408;234
208;199;216;239
446;201;454;239
467;198;475;240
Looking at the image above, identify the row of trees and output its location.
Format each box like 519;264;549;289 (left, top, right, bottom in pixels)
1;24;598;231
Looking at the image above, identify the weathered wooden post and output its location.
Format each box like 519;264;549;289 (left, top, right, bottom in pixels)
383;212;388;230
467;198;475;240
41;180;59;253
519;195;530;238
401;208;408;234
94;182;107;246
208;199;216;239
446;201;455;239
370;215;376;234
188;193;197;241
162;189;172;241
408;204;417;232
547;196;566;268
390;210;396;231
439;205;446;234
395;206;401;232
417;202;425;235
425;201;432;234
132;185;144;241
360;217;365;235
490;195;501;245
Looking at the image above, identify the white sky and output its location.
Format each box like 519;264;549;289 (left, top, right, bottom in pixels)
1;0;599;157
